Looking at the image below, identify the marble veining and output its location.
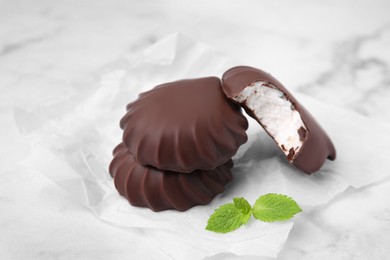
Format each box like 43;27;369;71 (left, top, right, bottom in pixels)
1;0;390;259
298;25;390;121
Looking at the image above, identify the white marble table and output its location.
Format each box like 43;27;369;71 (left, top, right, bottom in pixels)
1;0;390;259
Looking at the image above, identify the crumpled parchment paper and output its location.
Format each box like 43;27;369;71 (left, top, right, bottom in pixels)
20;33;390;259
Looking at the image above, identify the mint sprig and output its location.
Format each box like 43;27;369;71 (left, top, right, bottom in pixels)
206;194;302;234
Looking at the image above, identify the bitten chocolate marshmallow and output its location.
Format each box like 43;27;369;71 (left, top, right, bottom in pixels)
222;66;336;174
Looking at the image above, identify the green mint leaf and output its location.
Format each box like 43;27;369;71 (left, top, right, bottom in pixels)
206;200;252;233
233;197;252;214
252;193;302;222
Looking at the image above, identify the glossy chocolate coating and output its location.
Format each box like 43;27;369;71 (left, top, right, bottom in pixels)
120;77;248;173
222;66;336;174
109;143;233;212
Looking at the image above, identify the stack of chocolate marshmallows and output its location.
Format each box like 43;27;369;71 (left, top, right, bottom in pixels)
109;77;248;211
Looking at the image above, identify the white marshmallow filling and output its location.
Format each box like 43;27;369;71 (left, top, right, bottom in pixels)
233;81;307;161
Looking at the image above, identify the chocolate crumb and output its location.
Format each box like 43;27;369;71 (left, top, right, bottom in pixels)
298;126;307;142
287;148;295;161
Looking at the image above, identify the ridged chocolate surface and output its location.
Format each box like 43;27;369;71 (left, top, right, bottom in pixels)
222;66;336;174
109;143;234;212
120;77;248;173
